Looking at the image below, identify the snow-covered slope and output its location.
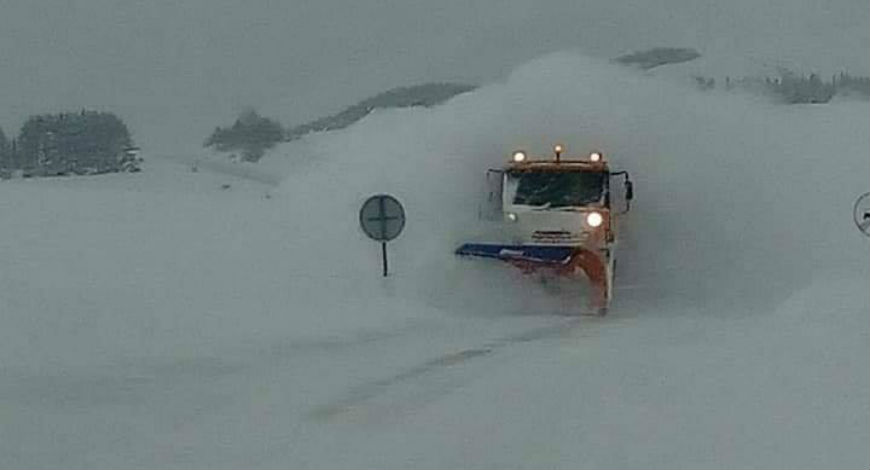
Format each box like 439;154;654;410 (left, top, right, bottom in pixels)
1;53;867;469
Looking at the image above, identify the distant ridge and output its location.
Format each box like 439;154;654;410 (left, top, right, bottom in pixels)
614;47;701;70
286;82;476;141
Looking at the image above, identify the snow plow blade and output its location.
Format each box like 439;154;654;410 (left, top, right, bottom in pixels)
454;243;574;265
455;242;611;314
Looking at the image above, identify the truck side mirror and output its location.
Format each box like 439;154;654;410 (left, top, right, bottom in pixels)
625;180;634;200
480;168;504;221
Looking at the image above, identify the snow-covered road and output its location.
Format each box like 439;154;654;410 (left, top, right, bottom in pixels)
3;268;865;469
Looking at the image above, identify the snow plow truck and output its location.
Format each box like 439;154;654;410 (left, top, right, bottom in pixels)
455;145;633;315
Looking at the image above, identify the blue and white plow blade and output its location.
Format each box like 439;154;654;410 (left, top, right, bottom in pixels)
454;243;575;265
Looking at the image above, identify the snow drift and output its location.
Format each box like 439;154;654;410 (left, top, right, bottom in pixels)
0;52;867;469
261;51;868;315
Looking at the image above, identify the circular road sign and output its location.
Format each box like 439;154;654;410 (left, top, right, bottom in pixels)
360;194;405;242
854;192;870;237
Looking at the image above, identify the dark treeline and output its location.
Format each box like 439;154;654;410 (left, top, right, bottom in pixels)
697;71;870;104
204;110;284;163
1;110;140;178
831;72;870;97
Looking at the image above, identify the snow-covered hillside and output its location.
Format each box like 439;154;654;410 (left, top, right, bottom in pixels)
1;53;867;469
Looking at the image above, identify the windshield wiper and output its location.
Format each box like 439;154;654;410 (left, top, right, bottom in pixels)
529;203;588;211
529;202;552;210
521;202;594;211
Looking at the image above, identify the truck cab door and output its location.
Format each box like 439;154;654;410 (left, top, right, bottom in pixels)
479;169;504;220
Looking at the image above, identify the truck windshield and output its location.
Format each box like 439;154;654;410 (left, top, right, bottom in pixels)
511;171;606;207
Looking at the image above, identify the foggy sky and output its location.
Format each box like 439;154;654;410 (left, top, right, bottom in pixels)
1;0;867;154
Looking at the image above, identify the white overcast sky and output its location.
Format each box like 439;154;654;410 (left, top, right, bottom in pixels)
1;0;867;152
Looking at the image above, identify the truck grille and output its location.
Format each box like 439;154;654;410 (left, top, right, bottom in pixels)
532;230;572;241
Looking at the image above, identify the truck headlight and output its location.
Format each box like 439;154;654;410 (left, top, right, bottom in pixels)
586;211;603;227
506;212;518;222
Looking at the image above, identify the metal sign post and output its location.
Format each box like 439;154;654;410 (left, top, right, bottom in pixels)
359;194;406;276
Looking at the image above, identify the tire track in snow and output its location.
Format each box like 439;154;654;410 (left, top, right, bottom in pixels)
308;317;589;421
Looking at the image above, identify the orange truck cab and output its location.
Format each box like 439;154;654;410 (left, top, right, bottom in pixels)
456;145;633;315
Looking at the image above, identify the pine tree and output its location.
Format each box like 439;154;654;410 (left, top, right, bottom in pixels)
0;126;9;169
